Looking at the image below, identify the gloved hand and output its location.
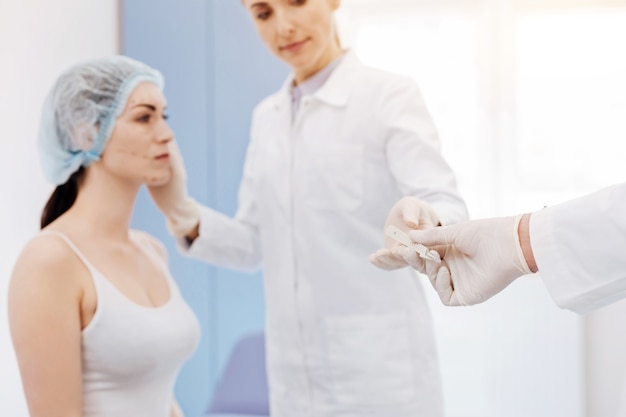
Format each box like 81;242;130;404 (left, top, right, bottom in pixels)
401;215;535;306
148;142;200;237
369;196;440;270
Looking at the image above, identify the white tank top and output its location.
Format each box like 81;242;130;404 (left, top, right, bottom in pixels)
43;230;201;417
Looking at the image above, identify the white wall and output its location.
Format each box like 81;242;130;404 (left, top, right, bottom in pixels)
0;1;118;415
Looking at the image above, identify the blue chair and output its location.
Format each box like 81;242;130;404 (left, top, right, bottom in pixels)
204;332;270;417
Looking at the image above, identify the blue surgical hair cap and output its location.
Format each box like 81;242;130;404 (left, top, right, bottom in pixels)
38;55;165;185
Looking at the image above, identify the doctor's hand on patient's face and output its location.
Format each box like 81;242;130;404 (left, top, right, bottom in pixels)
403;216;534;306
147;141;201;238
369;197;440;270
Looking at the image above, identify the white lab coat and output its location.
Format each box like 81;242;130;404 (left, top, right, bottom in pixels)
185;52;468;417
530;183;626;314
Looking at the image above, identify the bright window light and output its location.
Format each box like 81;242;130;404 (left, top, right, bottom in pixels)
512;9;626;212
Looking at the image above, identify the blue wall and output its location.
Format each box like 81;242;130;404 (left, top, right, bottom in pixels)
122;1;288;416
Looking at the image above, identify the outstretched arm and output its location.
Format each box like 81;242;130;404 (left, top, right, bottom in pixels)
403;214;534;306
148;141;262;271
397;183;626;313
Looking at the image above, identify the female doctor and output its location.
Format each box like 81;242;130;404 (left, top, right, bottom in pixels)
149;0;468;416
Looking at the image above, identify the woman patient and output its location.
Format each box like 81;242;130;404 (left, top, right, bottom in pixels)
8;56;199;417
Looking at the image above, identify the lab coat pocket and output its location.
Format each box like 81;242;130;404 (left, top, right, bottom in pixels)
300;143;363;211
325;313;417;406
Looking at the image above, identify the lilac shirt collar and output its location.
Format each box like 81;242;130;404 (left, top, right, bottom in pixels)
290;53;346;120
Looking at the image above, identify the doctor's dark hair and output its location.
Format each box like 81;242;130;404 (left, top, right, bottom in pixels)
40;167;85;229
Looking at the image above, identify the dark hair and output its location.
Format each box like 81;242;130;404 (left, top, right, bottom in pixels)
40;167;85;229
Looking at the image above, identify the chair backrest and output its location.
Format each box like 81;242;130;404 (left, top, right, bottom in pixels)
205;332;270;416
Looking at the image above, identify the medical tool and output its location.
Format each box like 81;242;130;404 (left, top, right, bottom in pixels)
386;225;441;263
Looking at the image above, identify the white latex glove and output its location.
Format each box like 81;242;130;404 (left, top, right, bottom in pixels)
148;142;200;237
402;215;534;306
369;196;440;271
